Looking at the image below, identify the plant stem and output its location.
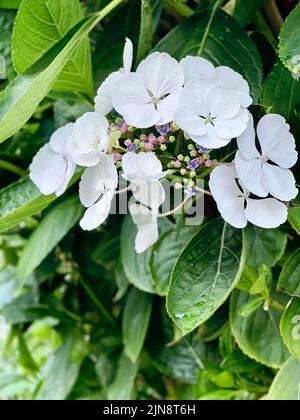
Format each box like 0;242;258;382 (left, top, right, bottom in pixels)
268;299;286;314
162;0;195;18
263;0;284;35
0;159;27;177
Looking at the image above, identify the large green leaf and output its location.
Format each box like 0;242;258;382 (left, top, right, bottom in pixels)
278;249;300;298
0;0;123;143
17;195;83;282
149;224;200;296
107;352;138;400
0;170;82;233
122;287;152;362
233;0;265;26
288;207;300;235
155;8;262;103
261;60;300;121
167;220;245;334
280;298;300;362
279;3;300;77
12;0;93;96
0;0;21;7
230;290;290;368
267;357;300;400
244;225;287;270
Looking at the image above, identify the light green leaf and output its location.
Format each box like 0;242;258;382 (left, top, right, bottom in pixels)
238;296;264;318
35;330;87;400
167;220;245;334
279;3;300;77
261;61;300;120
244;225;287;270
12;0;93;96
0;170;82;233
0;0;123;143
230;290;290;368
122;287;152;362
0;0;21;8
150;224;200;296
107;352;138;400
267;357;300;400
288;207;300;235
17;195;83;282
278;249;300;298
280;298;300;361
155;8;262;103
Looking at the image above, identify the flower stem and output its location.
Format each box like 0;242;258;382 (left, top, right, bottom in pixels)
162;0;195;18
0;159;27;177
159;195;191;218
263;0;284;35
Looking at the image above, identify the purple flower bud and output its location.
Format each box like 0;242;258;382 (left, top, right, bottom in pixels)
185;187;197;197
127;144;139;152
155;124;171;136
124;139;132;147
196;145;209;154
187;158;200;170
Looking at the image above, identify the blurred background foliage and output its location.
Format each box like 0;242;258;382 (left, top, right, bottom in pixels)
0;0;300;400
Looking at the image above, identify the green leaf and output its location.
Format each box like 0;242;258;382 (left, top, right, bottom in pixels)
0;170;82;233
230;290;290;368
261;61;300;120
167;220;245;334
278;249;300;298
121;214;170;295
238;296;264;318
136;0;153;63
0;0;123;143
12;0;93;96
288;207;300;235
279;3;300;77
35;330;87;400
0;0;21;8
17;195;83;282
107;352;138;400
267;357;300;400
244;225;287;270
233;0;265;26
122;287;152;362
198;389;241;401
155;8;262;103
280;298;300;361
150;225;200;296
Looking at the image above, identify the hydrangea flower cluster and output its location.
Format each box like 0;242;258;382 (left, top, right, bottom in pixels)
30;38;298;253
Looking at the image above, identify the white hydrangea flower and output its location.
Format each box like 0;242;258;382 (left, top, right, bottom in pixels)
129;203;159;254
79;154;118;231
235;114;298;201
29;123;76;197
180;56;252;108
94;38;133;115
209;165;288;229
111;52;184;128
174;80;249;149
68;112;109;167
122;151;167;182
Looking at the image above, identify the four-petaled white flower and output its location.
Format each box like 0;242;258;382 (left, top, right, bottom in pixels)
30;123;76;196
94;38;133;115
209;165;288;229
79;154;118;231
68;112;110;167
111;52;184;128
180;56;253;108
174;80;249;149
235;114;298;201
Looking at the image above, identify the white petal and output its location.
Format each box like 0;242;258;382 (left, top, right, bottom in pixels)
123;37;133;73
213;109;249;140
174;105;206;137
137;52;184;98
207;87;241;119
122;152;164;181
191;124;231;149
79;194;112;231
29;144;69;196
235;151;268;197
129;203;153;226
132;179;166;210
209;165;247;228
245;198;288;228
215;66;252;108
111;72;159;128
156;89;182;125
262;164;298;201
237;113;261;159
69;112;109;166
55;161;76;197
180;56;216;84
94;71;122;115
79;154;118;207
50;123;74;155
135;221;159;253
